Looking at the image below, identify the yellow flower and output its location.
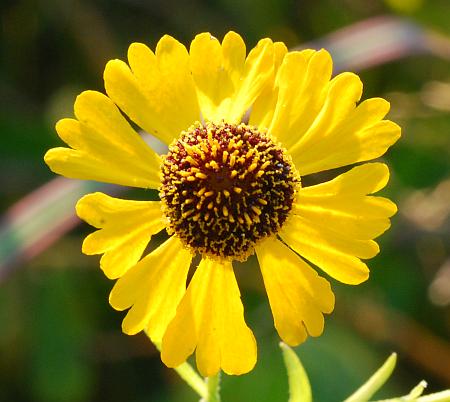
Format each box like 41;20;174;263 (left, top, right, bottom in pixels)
44;32;400;377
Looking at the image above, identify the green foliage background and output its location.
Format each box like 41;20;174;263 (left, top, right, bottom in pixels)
1;0;449;401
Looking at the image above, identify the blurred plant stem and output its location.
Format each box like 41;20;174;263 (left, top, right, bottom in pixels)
173;361;207;399
202;373;221;402
146;334;207;399
375;389;450;401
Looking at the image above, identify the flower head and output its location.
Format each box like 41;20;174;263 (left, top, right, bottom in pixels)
44;32;400;376
161;121;299;260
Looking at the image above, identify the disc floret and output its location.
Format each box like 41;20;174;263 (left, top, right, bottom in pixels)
160;122;299;260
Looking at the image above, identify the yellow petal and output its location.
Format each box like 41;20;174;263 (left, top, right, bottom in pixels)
104;36;200;144
280;215;372;285
189;32;274;124
298;48;316;62
221;31;247;87
256;237;334;346
76;192;165;279
108;236;192;341
189;33;235;122
287;213;379;257
268;49;333;148
44;92;161;188
289;94;401;175
154;35;202;135
249;41;288;129
299;163;391;197
292;71;362;149
294;163;397;240
226;38;274;123
161;258;256;376
294;197;394;240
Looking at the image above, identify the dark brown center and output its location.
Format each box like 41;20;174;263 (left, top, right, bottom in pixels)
159;122;299;260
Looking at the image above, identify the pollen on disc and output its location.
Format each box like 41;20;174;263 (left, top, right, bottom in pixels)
159;122;299;260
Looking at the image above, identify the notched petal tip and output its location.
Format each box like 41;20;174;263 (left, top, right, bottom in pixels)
256;238;337;346
161;258;257;376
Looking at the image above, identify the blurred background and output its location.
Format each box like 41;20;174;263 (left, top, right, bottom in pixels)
1;0;450;401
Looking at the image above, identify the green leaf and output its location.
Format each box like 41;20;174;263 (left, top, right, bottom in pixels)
344;353;397;402
280;342;312;402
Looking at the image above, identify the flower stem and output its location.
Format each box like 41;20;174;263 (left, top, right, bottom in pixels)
174;361;208;399
202;373;221;402
145;332;207;399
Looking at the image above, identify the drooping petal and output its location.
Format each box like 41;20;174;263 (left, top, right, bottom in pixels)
293;163;397;240
190;32;274;124
256;237;335;346
76;192;165;279
161;258;256;376
104;35;200;144
44;91;161;188
108;236;192;342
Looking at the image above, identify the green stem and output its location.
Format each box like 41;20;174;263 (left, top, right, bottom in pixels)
375;390;450;402
174;361;208;399
416;390;450;402
145;333;207;399
203;373;221;402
